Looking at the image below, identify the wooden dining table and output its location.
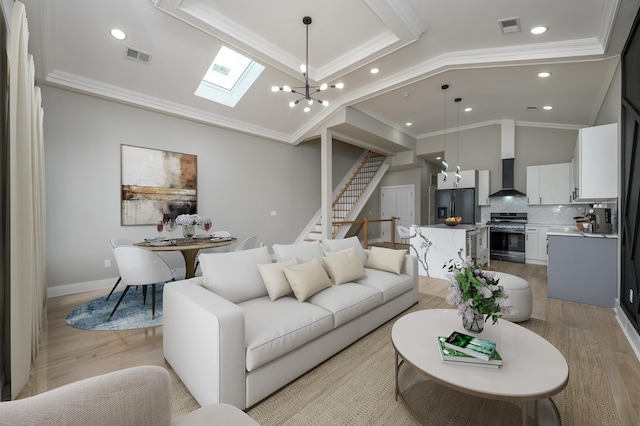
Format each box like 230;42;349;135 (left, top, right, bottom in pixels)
135;237;237;279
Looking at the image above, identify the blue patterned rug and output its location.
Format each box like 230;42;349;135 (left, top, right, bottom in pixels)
66;284;165;330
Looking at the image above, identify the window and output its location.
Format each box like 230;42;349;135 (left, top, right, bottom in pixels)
195;46;264;107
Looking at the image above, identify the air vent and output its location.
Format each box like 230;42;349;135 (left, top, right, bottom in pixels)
526;106;538;111
124;47;151;64
498;17;521;34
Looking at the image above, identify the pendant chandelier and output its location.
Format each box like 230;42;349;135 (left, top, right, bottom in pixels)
454;97;462;187
271;16;344;112
441;84;449;181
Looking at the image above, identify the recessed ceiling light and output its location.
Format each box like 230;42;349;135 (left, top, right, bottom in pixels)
464;107;472;112
538;72;551;78
543;105;553;110
370;67;380;74
110;28;127;40
530;26;547;35
405;122;412;126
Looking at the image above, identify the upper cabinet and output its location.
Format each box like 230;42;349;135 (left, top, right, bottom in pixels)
527;163;572;205
572;123;618;201
477;170;490;206
437;170;477;190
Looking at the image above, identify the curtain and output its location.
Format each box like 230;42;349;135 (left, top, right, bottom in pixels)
8;1;47;399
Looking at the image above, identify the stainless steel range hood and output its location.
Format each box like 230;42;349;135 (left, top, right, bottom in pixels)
490;119;526;197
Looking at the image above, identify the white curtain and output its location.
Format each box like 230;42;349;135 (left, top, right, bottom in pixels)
8;1;47;399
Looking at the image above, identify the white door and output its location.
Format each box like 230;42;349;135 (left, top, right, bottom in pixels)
381;185;415;243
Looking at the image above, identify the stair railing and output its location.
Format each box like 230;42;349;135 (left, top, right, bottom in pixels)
333;217;397;248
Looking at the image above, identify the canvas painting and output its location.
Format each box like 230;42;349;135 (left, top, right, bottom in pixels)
121;145;197;225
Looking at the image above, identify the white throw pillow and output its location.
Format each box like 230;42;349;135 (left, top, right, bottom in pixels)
257;259;298;301
323;248;367;285
283;258;332;302
365;246;407;275
200;246;272;303
272;241;325;264
321;236;368;266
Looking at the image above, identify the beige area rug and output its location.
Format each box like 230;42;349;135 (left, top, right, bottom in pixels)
170;295;620;425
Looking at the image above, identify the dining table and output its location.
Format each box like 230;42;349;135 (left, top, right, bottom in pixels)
135;236;237;279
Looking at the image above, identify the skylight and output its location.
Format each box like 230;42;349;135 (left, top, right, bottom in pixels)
195;46;264;108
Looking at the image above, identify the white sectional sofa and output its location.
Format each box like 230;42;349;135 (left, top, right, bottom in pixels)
163;237;418;410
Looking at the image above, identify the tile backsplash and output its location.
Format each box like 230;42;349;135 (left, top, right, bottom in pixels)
479;195;618;230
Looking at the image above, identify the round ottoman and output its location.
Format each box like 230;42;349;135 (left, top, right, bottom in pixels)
492;272;532;322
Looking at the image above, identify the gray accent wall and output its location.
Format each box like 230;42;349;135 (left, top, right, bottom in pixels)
42;86;361;290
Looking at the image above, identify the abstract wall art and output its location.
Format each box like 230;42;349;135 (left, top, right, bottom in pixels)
121;145;197;225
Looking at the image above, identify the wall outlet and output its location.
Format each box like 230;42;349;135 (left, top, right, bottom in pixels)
104;259;111;268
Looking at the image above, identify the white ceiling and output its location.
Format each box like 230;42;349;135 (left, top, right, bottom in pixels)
21;0;640;161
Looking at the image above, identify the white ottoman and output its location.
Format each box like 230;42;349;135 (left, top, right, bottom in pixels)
493;272;532;322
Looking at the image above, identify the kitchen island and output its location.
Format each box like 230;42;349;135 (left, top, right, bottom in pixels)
409;224;488;279
547;227;618;308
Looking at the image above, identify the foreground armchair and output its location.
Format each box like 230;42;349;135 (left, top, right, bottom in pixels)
0;366;259;426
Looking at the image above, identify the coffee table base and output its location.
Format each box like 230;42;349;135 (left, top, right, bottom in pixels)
395;358;561;426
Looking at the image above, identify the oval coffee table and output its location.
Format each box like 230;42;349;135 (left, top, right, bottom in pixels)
391;309;569;425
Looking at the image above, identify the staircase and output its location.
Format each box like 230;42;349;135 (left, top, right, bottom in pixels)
297;151;388;243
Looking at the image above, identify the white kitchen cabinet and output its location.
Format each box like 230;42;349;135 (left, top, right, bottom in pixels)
526;163;572;205
437;169;477;189
572;123;618;201
525;225;551;265
477;170;490;206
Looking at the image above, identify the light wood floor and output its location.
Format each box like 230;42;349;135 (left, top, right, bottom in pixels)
18;261;640;425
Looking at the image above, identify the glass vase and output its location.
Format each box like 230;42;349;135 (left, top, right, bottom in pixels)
182;224;195;241
462;311;485;333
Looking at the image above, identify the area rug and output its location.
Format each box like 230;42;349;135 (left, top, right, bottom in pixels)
66;284;165;330
170;294;620;425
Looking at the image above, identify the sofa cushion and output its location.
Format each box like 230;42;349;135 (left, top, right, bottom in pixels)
365;246;407;274
272;241;325;264
322;249;367;285
307;283;382;328
199;246;271;303
283;258;332;302
239;296;333;372
356;268;414;303
321;236;368;266
257;259;298;301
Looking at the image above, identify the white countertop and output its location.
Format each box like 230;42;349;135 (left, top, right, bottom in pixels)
546;227;618;239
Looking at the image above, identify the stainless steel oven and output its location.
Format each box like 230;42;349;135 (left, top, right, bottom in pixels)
487;212;527;263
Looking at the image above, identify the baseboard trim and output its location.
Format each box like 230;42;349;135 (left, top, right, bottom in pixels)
47;267;188;298
614;299;640;362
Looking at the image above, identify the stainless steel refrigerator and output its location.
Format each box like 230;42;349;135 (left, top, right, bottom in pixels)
435;188;479;225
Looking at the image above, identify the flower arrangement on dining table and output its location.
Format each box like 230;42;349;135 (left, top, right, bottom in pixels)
444;257;515;328
175;214;203;226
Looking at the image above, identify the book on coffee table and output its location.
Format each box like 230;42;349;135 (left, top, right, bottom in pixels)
443;331;496;361
437;336;502;367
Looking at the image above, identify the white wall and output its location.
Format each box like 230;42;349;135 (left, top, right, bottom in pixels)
42;86;361;291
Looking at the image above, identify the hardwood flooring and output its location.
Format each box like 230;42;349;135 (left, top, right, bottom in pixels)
18;261;640;425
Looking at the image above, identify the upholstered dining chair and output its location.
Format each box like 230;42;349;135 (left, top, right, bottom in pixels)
106;237;136;301
194;230;231;275
233;235;257;252
397;225;411;244
109;246;175;321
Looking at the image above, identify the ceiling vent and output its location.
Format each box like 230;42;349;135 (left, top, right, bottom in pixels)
498;17;521;35
527;106;538;111
124;47;151;64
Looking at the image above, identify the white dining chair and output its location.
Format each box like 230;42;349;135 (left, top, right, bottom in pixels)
109;246;175;321
106;237;136;301
397;225;411;244
194;230;231;275
233;235;257;252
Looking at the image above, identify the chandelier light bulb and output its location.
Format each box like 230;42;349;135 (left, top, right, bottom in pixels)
322;100;329;106
300;64;306;73
308;99;313;105
271;86;280;92
283;85;292;92
335;83;344;89
304;106;311;112
320;83;328;91
289;101;296;108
